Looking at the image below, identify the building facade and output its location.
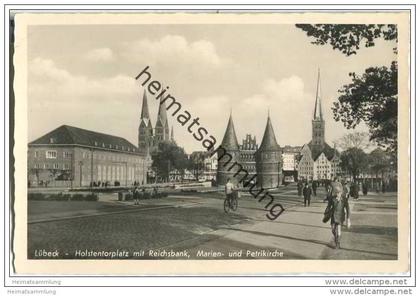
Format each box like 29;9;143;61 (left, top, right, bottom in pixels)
281;145;301;182
238;134;258;175
297;70;341;181
28;125;151;187
189;150;218;181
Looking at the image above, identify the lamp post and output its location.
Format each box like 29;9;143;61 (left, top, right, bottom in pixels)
79;161;83;187
90;148;94;188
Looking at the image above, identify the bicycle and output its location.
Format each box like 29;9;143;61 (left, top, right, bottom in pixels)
224;192;238;213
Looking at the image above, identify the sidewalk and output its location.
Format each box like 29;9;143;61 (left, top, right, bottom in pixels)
179;197;335;259
175;193;397;260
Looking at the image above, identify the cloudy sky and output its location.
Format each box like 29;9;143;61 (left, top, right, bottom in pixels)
27;24;396;153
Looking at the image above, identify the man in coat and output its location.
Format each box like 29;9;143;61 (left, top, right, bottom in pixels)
303;182;312;207
312;180;318;196
350;182;360;199
362;180;368;196
297;180;303;197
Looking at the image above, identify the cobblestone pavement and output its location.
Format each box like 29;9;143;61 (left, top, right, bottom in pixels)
27;187;397;260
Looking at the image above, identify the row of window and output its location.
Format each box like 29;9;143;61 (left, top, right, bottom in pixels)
92;141;137;152
85;152;142;163
35;151;73;159
97;165;139;182
34;163;70;170
35;150;144;164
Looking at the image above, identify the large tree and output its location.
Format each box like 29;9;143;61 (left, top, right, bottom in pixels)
333;62;397;152
340;148;369;181
295;24;397;56
296;24;398;153
369;148;393;178
151;142;190;182
334;131;372;151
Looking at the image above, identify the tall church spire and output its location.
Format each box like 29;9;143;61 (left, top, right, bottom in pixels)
138;89;153;152
170;126;174;142
157;97;168;126
140;89;150;120
155;97;170;141
313;68;323;120
312;68;325;149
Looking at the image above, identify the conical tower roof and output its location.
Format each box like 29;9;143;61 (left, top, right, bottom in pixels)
259;114;280;151
313;68;323;120
220;113;239;150
140;90;150;119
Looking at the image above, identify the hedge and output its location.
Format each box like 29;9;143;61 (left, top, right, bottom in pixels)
28;193;98;201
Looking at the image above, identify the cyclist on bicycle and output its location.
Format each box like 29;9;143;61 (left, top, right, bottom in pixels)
225;178;234;203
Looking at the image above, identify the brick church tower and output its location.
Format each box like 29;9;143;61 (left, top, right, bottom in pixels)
138;89;172;154
138;90;154;153
154;97;170;143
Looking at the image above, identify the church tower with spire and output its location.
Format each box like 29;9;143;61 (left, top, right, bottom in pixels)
312;68;325;151
154;98;170;143
170;126;175;143
256;112;282;188
138;90;154;153
217;112;240;186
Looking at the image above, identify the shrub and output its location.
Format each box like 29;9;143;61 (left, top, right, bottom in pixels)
28;193;46;200
70;193;85;201
151;192;168;199
124;193;133;201
158;192;168;198
85;193;98;201
48;193;70;201
62;194;72;201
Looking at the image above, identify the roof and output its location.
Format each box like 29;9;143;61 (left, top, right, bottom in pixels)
29;125;142;154
258;115;280;151
308;141;338;161
281;145;302;153
220;114;239;151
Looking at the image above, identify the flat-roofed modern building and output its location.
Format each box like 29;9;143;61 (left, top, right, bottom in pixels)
28;125;152;188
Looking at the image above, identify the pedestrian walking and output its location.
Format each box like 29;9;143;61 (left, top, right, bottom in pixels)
133;187;140;205
324;179;351;249
350;182;359;199
141;187;146;200
362;180;368;196
303;182;312;207
312;181;317;196
297;180;303;197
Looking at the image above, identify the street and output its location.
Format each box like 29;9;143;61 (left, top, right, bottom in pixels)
27;187;397;260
